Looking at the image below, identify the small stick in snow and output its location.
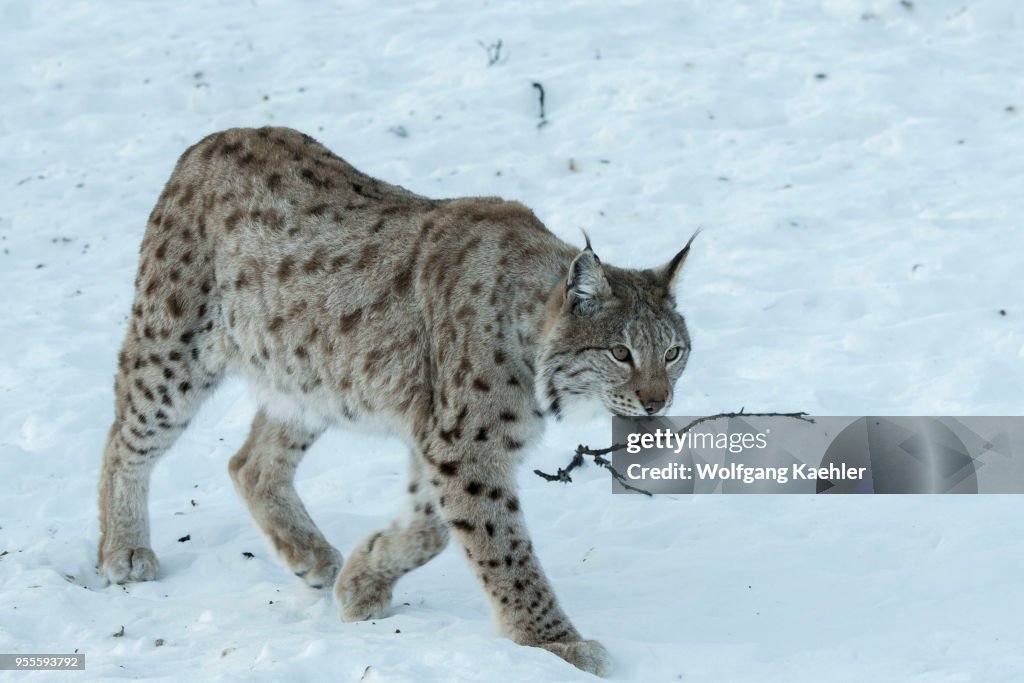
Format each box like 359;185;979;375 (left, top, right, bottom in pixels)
534;443;652;495
534;409;814;495
477;39;505;66
532;82;548;128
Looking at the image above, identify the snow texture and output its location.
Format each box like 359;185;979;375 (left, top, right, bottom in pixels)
1;1;1023;681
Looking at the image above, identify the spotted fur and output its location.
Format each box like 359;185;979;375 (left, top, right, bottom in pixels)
97;127;695;676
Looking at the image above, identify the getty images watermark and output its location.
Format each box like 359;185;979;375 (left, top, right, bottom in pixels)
611;416;1024;494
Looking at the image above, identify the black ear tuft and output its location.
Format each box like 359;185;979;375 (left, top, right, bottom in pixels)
659;229;700;291
581;228;594;253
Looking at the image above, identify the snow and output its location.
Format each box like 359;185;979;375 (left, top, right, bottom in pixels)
2;0;1023;680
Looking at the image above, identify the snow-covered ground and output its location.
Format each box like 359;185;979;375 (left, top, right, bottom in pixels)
2;0;1023;680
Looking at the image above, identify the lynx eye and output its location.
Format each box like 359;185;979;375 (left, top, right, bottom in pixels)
610;345;632;363
665;346;683;362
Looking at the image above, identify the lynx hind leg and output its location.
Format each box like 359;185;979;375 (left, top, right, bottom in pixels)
229;410;342;589
99;328;223;584
98;166;229;584
336;453;450;621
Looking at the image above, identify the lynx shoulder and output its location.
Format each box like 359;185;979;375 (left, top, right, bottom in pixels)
97;126;696;676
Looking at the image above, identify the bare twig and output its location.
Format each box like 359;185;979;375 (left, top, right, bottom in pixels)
532;82;548;128
534;409;814;495
533;441;637;493
533;442;650;495
477;39;505;66
533;450;586;482
677;409;814;436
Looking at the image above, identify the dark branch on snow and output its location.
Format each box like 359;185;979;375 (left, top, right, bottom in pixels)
532;82;548;128
477;39;505;66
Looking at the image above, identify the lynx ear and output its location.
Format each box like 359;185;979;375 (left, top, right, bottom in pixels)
564;243;610;316
657;230;700;291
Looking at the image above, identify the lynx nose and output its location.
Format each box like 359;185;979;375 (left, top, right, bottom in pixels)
643;399;665;415
637;389;667;415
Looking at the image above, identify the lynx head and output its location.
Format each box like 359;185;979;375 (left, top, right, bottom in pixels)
536;232;697;418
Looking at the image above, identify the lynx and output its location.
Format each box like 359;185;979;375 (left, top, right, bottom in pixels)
97;127;695;676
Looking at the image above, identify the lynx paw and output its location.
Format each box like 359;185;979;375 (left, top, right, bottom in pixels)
290;545;343;590
538;639;611;677
334;556;393;621
99;546;159;584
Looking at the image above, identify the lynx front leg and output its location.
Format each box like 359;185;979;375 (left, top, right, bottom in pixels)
426;439;610;677
229;410;341;589
336;453;450;621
